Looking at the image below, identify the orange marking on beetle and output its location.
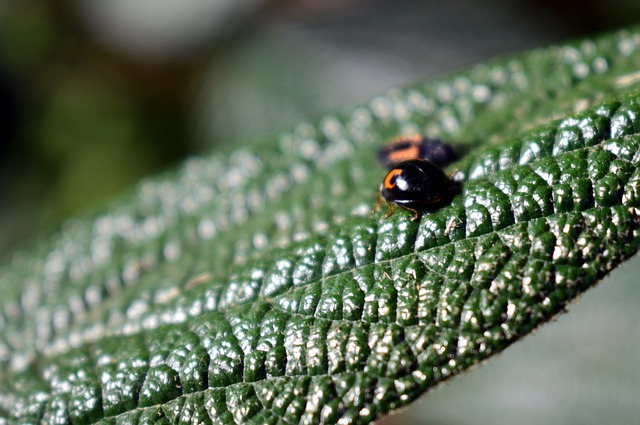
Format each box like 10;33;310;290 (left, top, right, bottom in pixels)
391;134;422;143
387;145;420;164
384;169;403;189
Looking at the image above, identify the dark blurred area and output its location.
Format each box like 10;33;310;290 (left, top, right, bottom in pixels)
0;0;639;256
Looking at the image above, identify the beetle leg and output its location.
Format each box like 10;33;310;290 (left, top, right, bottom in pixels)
371;191;383;214
397;205;420;221
382;199;395;218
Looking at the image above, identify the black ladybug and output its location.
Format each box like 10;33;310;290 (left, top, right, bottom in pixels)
377;135;457;168
373;159;458;220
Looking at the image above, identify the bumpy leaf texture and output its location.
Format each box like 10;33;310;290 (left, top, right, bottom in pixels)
2;27;640;424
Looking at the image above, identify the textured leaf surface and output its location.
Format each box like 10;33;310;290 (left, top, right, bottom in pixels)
2;28;640;424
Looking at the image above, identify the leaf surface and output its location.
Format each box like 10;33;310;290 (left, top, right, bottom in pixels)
2;27;640;424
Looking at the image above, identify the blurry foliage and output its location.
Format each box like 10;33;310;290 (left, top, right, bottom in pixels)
0;1;189;255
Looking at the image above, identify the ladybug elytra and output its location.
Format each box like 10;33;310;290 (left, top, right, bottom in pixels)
373;159;458;220
377;135;457;168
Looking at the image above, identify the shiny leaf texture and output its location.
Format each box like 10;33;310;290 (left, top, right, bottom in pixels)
2;27;640;424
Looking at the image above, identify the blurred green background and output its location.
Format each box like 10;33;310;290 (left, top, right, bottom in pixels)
1;1;640;423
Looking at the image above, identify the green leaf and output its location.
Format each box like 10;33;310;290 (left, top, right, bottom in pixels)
3;26;640;424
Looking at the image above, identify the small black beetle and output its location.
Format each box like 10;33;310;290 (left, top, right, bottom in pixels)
377;135;457;168
374;159;458;220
